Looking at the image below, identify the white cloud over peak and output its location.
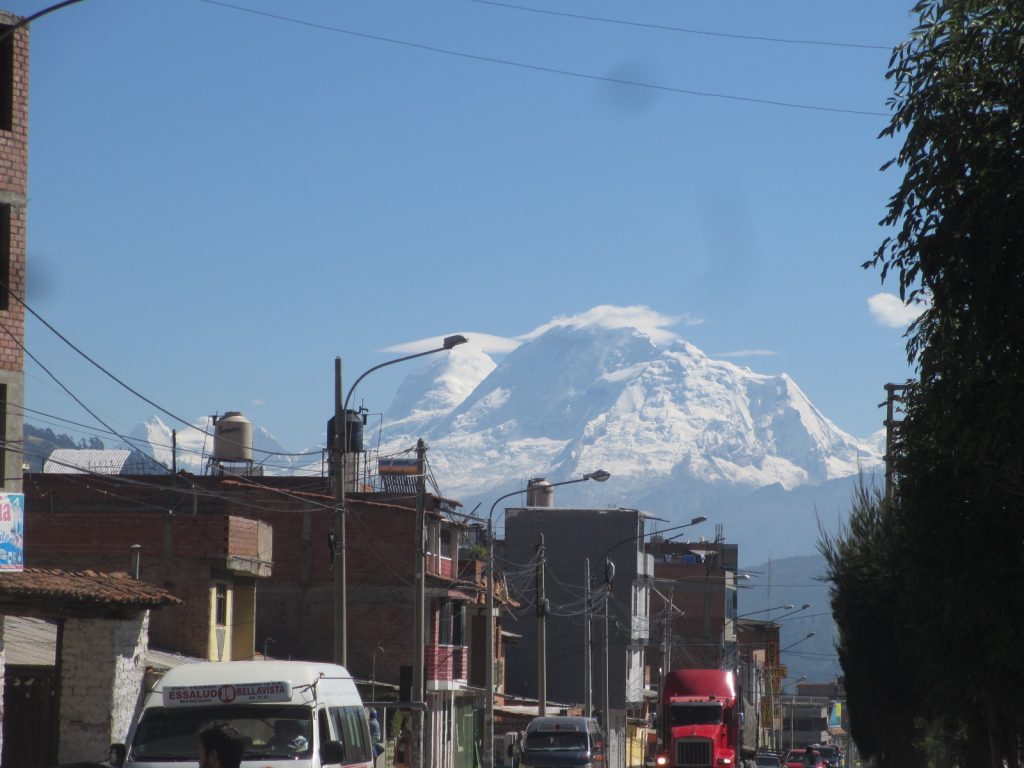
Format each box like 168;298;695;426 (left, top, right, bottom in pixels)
868;292;929;328
382;333;521;355
715;349;777;358
519;305;701;346
383;305;702;356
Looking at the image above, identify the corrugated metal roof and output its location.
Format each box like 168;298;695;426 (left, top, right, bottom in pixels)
3;616;57;666
3;616;203;670
44;448;169;475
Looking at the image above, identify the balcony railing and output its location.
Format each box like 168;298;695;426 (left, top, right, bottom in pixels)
426;644;468;686
426;553;455;579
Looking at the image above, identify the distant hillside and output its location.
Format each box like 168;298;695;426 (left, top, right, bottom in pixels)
23;424;104;473
739;553;839;685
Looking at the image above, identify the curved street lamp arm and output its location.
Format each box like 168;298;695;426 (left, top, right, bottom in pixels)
0;0;87;42
734;603;795;621
344;337;467;412
487;471;610;523
598;515;707;566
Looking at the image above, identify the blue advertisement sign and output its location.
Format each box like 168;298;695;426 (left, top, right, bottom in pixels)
0;493;24;570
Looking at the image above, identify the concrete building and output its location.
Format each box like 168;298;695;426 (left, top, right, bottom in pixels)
503;501;656;768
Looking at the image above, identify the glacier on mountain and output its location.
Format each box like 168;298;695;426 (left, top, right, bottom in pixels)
378;325;879;500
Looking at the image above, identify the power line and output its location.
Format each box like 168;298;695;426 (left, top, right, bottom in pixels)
199;0;887;117
469;0;892;51
14;287;305;460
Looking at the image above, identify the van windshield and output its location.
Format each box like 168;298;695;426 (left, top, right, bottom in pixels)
131;704;313;761
525;731;588;751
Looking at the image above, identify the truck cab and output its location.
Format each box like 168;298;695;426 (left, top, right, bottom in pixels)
657;670;738;768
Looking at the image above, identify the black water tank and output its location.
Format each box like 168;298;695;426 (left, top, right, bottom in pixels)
326;410;364;453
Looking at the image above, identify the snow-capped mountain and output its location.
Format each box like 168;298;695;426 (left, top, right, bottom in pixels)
380;325;879;499
374;323;881;561
118;314;882;560
125;415;310;475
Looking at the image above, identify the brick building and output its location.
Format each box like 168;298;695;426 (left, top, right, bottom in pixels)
23;472;493;768
22;476;273;661
646;539;739;671
0;10;27;497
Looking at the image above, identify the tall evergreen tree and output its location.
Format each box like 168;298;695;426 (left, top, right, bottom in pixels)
826;2;1024;765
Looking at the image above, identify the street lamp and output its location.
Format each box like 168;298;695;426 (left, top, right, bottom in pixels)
772;603;811;622
371;642;385;703
594;515;706;736
780;675;807;750
719;602;793;669
598;515;708;564
780;631;815;654
483;470;611;768
332;334;468;667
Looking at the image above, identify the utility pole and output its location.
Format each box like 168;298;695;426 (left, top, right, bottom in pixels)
412;439;427;768
584;558;592;717
537;533;547;716
883;383;909;503
332;357;347;667
662;593;673;678
602;559;613;734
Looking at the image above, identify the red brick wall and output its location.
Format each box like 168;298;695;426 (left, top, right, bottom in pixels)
23;504;235;658
23;475;440;683
0;18;27;370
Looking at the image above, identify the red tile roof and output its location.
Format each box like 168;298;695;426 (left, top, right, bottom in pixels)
0;568;181;608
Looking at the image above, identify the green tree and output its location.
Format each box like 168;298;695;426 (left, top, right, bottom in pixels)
828;2;1024;765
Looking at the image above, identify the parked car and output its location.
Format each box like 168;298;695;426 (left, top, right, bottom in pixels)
810;745;843;768
755;753;783;768
784;749;826;768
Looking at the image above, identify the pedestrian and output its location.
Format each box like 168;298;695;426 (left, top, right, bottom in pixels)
396;720;412;767
369;709;384;759
198;722;244;768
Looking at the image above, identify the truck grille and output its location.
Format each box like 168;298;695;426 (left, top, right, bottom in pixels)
675;737;712;768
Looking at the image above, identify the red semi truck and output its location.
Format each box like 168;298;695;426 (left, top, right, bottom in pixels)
655;669;740;768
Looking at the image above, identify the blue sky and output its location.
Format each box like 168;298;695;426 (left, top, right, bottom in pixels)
13;0;919;452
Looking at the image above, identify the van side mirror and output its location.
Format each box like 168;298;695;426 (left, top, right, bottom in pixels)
321;740;346;764
109;744;127;767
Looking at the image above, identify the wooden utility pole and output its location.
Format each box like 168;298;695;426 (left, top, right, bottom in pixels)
883;383;909;503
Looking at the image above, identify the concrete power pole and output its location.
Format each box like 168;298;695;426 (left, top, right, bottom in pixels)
333;357;347;667
584;558;592;717
412;439;427;768
537;533;547;716
602;559;613;734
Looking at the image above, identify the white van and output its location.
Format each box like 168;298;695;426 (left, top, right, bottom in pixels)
110;660;373;768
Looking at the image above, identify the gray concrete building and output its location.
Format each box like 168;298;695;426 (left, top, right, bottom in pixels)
503;501;656;768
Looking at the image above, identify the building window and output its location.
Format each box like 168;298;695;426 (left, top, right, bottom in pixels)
0;204;9;311
440;527;452;558
0;384;6;485
438;599;465;646
215;583;227;626
0;27;11;132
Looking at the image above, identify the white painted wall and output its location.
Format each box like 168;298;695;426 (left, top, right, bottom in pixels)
58;612;149;764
